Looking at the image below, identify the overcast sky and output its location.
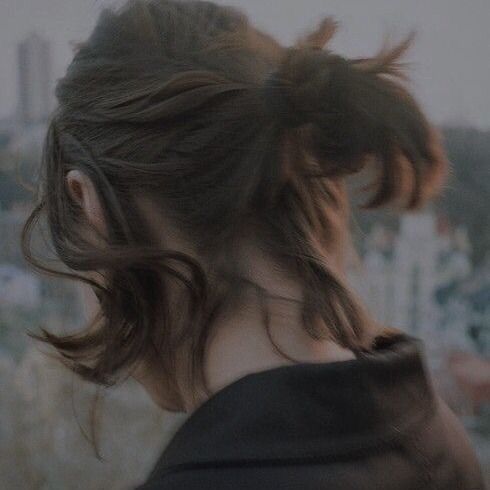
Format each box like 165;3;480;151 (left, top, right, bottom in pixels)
1;0;489;128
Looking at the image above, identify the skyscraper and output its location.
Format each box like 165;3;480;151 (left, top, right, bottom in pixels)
17;32;52;126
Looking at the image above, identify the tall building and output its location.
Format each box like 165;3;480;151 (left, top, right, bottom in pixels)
17;32;53;126
392;211;440;334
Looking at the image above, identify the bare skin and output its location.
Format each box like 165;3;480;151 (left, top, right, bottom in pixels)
67;170;356;414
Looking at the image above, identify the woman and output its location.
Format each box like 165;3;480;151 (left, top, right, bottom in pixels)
22;0;484;488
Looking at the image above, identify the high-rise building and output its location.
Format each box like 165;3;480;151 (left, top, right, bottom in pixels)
17;32;53;126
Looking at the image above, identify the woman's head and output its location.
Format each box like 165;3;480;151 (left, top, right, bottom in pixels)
22;0;448;411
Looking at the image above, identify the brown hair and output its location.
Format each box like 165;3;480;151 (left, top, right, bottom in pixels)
21;0;448;408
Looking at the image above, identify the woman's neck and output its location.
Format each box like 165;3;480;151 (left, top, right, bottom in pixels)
197;292;356;413
185;244;356;413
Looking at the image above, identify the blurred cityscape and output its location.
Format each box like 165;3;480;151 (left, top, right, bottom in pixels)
0;32;489;489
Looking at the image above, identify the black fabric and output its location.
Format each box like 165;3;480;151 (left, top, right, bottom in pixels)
137;333;485;489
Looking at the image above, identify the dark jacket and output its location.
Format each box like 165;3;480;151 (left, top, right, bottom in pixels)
137;333;485;489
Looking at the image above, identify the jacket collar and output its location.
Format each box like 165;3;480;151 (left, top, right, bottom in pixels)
149;332;436;475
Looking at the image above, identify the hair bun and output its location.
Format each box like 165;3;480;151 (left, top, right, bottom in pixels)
262;47;348;129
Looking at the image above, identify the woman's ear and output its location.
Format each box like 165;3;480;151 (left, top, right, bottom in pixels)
66;169;107;237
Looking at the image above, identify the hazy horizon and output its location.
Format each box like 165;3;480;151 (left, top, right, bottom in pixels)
1;0;489;129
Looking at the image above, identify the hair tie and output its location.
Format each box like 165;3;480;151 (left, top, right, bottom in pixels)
262;71;300;128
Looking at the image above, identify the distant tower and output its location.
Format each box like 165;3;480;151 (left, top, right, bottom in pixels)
17;32;53;126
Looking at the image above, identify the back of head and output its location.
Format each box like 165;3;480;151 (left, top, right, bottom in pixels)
22;0;449;403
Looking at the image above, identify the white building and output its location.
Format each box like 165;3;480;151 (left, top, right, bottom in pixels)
392;212;441;334
361;225;396;326
349;211;475;348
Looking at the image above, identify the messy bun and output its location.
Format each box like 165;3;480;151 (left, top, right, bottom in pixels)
21;1;449;406
262;19;448;210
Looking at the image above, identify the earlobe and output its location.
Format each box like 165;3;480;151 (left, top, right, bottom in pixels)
66;169;107;237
